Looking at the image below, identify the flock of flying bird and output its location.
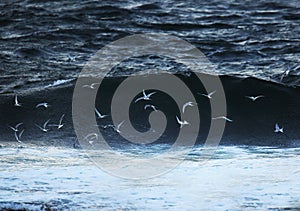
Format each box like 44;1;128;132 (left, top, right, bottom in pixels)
8;95;65;143
9;83;285;144
84;84;285;140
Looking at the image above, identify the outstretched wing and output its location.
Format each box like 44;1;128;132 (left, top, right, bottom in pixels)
176;116;181;124
59;114;65;124
256;95;265;99
117;120;125;130
275;123;280;131
95;108;101;118
35;124;43;131
147;92;156;98
208;90;216;97
135;96;144;103
19;129;24;138
15;122;23;129
43;119;51;128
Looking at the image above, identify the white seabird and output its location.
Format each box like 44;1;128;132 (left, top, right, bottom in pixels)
274;123;284;133
95;108;109;119
176;116;190;128
14;129;24;143
212;116;233;122
144;104;157;112
35;119;51;132
14;95;22;107
182;101;195;113
135;89;156;103
49;114;65;129
198;90;216;99
8;122;23;132
82;83;100;89
36;102;50;108
245;95;265;102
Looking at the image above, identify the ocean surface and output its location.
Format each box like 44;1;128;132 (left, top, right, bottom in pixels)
0;0;300;210
0;145;300;210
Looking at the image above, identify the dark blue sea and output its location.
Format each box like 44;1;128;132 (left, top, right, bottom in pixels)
0;0;299;210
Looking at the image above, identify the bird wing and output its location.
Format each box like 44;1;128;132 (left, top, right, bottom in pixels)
135;96;144;103
144;104;150;110
117;120;125;130
182;102;193;113
19;129;24;138
199;93;208;97
35;124;43;130
8;125;16;131
59;114;65;124
43;119;51;128
15;122;23;128
226;117;233;122
176;116;181;124
14;131;20;142
208;90;216;96
142;89;146;97
275;123;280;130
36;103;42;108
182;104;187;113
90;83;100;89
147;92;156;97
95;108;101;117
152;105;157;111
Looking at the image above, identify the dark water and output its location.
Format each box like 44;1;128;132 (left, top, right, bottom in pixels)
1;0;300;92
1;1;300;210
0;0;299;145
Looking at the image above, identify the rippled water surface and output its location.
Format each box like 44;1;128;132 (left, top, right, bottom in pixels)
0;145;299;210
1;0;300;93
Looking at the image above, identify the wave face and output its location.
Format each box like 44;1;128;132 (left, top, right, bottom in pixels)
0;0;300;95
0;73;299;147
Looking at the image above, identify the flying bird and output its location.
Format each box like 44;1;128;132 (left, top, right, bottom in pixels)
135;89;156;103
144;104;157;112
245;95;265;102
176;116;190;128
198;90;216;99
14;95;22;107
35;119;51;132
212;116;233;122
82;83;100;89
182;101;195;113
102;121;125;134
115;120;125;133
274;123;284;133
36;102;50;108
83;133;98;145
8;122;23;132
95;108;109;119
14;129;24;143
49;114;65;129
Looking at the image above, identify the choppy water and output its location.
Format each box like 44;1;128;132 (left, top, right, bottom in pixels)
0;145;299;210
1;0;300;94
